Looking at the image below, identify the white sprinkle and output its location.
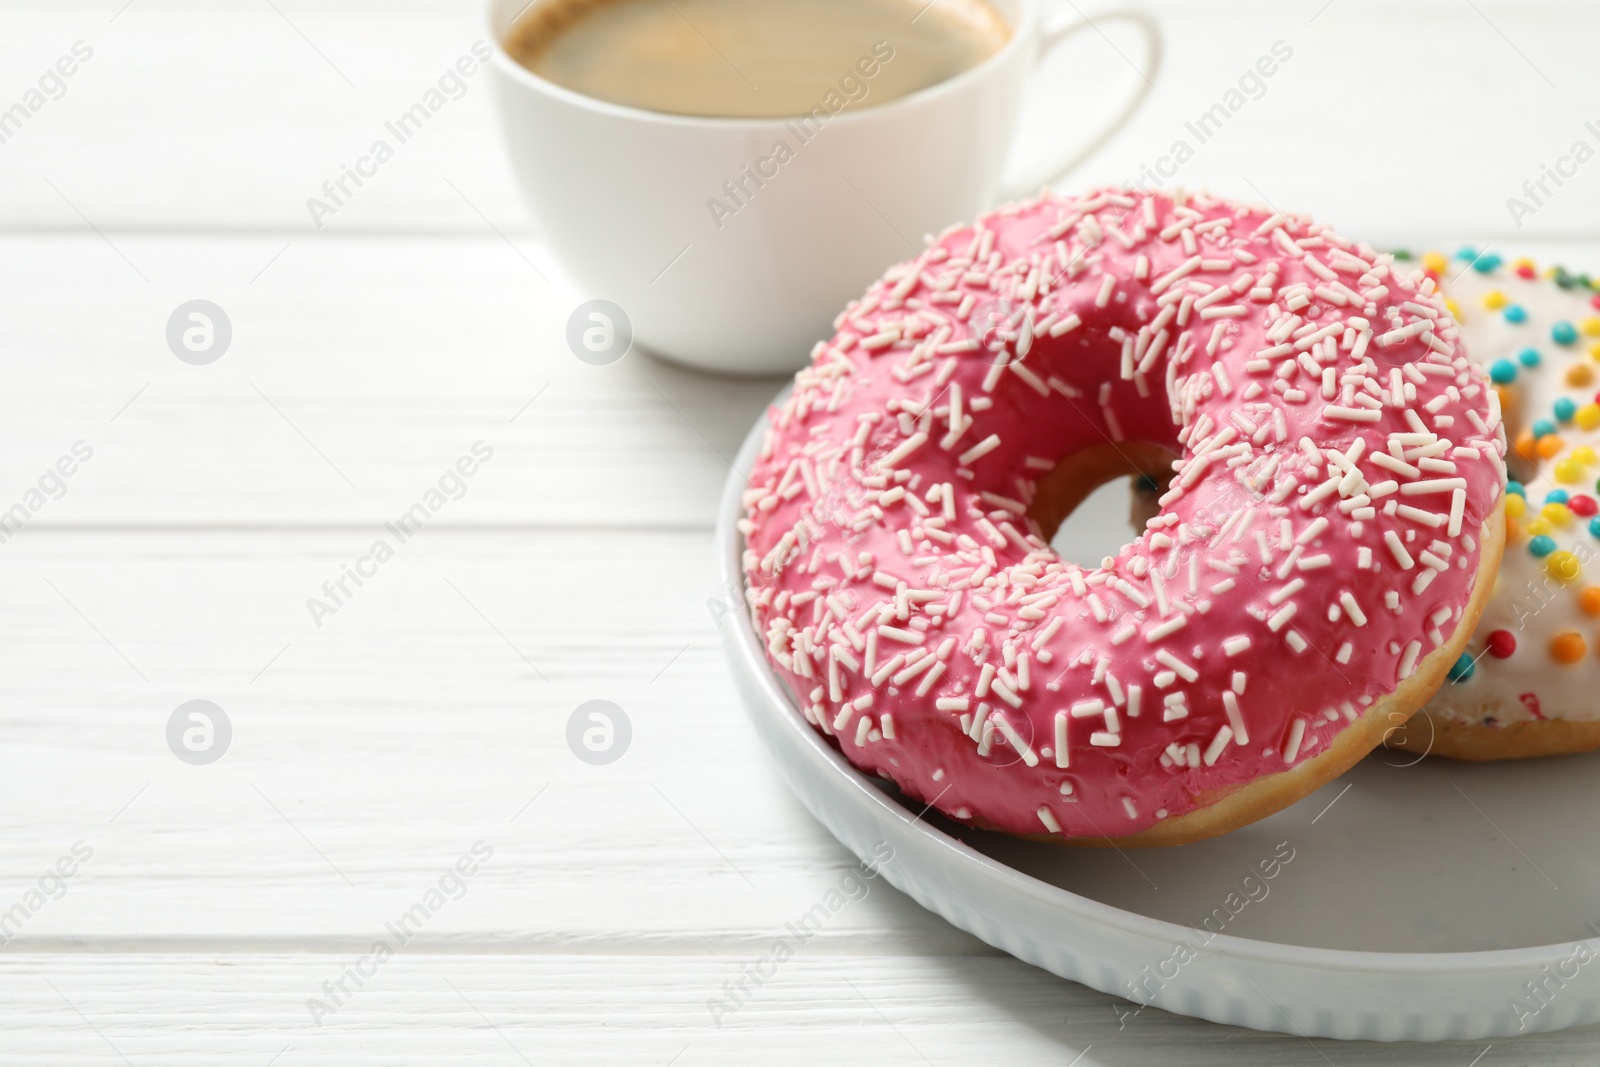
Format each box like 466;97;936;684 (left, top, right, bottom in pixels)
1151;255;1202;294
1400;477;1467;497
1071;699;1106;719
1096;274;1116;308
878;625;925;645
915;660;947;697
1448;488;1466;537
995;713;1038;766
1203;725;1233;766
958;434;1002;466
1397;504;1446;529
1222;691;1250;745
1037;806;1062;834
1267;604;1296;632
1223;635;1251;656
1300;478;1340;511
975;663;995;697
1155;649;1198;683
1144;616;1187;643
1111;578;1150;608
1269;579;1305;606
1049;313;1083;338
1283;718;1306;762
1398;640;1421;680
1339;592;1367;626
1054;712;1069;768
1324;405;1382;423
1384;531;1415;569
878;432;928;469
1371;452;1421;479
1296;516;1329;545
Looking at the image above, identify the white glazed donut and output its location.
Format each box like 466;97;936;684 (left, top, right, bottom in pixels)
1392;250;1600;760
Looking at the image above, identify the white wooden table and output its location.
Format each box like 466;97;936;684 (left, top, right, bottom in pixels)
3;0;1599;1061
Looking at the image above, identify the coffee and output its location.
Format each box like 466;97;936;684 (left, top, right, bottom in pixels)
504;0;1010;118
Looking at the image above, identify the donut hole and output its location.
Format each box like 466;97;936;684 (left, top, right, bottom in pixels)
1029;441;1175;566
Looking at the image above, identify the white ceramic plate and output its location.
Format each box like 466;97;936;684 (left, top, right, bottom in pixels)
718;398;1600;1042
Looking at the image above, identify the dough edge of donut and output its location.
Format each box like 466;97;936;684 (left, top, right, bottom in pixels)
1388;711;1600;762
994;499;1507;848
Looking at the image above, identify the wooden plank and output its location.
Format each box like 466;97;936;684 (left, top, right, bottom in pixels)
0;952;1549;1065
0;234;778;529
1;235;1596;531
1;2;1597;241
0;528;998;948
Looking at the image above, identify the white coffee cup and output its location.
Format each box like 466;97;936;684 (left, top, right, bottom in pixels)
487;0;1161;375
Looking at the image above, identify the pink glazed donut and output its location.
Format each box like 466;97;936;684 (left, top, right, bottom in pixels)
738;189;1506;845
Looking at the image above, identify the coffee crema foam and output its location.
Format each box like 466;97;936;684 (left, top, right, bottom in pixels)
505;0;1010;118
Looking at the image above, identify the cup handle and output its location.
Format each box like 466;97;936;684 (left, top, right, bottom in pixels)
999;8;1163;200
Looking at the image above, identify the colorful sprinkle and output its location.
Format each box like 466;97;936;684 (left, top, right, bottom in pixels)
1547;550;1580;581
1447;654;1475;683
1533;418;1557;439
1505;305;1529;324
1555;460;1584;484
1486;630;1517;658
1571;494;1599;517
1529;534;1557;557
1490;359;1517;384
1591;516;1600;539
1519;346;1541;367
1555;397;1578;422
1552;632;1587;664
1505;494;1527;519
1507;481;1526;497
1553;321;1580;346
1473;253;1504;274
1538;434;1565;459
1582;588;1600;617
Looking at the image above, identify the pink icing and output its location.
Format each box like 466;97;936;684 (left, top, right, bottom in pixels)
739;189;1506;838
